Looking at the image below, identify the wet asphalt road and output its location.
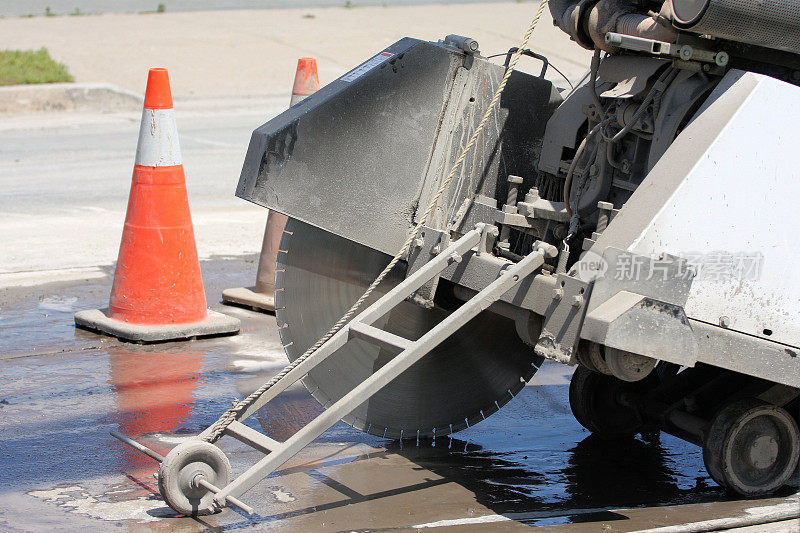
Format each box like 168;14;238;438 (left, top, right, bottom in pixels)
2;259;798;531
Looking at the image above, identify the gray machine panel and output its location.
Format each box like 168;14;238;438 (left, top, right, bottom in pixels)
237;38;561;257
588;70;800;353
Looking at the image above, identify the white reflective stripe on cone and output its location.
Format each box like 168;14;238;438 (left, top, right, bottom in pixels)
135;108;182;167
290;94;309;107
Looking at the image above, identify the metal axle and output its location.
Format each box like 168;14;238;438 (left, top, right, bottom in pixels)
110;430;254;515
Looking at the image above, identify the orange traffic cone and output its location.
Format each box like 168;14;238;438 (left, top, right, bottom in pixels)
221;58;320;313
290;57;320;106
75;68;240;342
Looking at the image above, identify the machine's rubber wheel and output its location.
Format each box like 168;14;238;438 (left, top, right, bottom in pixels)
158;440;231;516
589;344;612;376
576;343;612;375
604;347;657;382
703;398;800;497
569;365;643;438
575;342;597;372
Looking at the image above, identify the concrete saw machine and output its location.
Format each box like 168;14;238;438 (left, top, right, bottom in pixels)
115;0;800;516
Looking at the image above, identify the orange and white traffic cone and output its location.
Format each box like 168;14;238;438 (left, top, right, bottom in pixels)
290;57;320;106
75;68;240;342
221;58;320;313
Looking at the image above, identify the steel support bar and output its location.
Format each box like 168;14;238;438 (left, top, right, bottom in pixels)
193;476;255;515
224;421;283;454
214;248;545;504
354;227;483;325
110;430;165;463
348;322;414;354
200;227;483;434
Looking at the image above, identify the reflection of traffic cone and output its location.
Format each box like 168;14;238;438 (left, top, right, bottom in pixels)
221;59;320;313
75;68;239;342
110;349;203;473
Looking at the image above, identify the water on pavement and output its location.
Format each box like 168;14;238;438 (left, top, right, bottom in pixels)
0;257;796;531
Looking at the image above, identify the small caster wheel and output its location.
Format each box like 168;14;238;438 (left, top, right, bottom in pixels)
703;398;800;497
605;347;656;382
569;365;643;438
158;440;231;516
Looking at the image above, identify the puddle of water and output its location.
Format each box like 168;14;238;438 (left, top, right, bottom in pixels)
37;296;80;313
377;379;720;516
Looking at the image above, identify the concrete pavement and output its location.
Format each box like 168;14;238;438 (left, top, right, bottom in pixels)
0;3;592;101
0;103;277;280
5;0;542;18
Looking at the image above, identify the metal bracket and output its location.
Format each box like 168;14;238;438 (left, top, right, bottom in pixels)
605;32;729;70
406;226;451;308
477;223;498;256
442;34;479;69
516;188;570;223
535;273;592;365
503;47;550;79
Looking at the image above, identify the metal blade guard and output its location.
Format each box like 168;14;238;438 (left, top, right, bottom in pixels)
237;37;561;256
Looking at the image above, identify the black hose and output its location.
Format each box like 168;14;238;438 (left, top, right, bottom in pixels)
609;67;679;144
563;121;607;217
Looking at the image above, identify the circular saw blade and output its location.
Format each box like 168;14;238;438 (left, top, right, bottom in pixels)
275;218;542;440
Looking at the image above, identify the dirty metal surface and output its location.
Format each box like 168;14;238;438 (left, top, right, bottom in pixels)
1;257;798;531
535;273;591;365
592;70;800;352
237;37;560;257
404;225;450;307
580;248;698;367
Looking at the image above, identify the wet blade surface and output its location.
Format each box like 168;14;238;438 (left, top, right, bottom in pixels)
275;218;542;439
